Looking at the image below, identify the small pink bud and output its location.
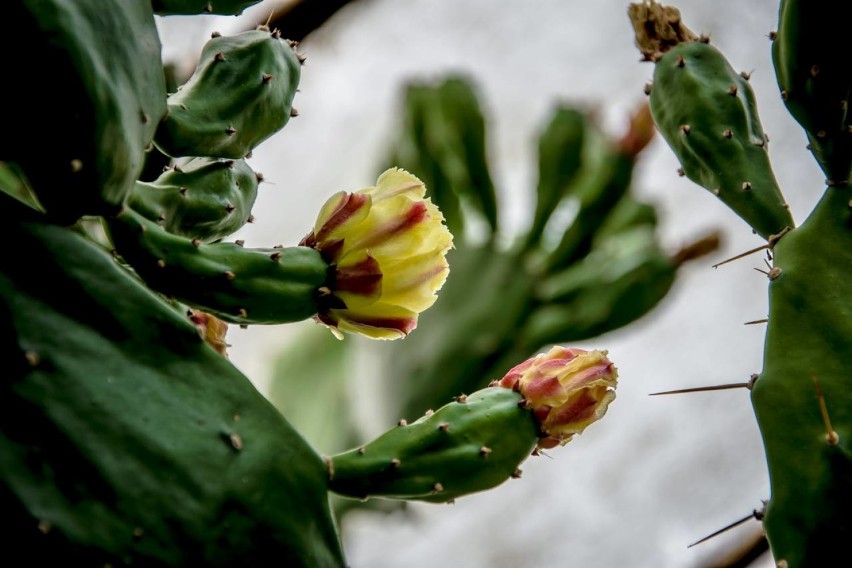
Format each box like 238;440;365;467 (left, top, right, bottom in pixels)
499;346;617;448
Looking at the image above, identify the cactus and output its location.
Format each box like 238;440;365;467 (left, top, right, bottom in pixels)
328;388;539;503
771;0;852;184
647;40;793;239
3;0;754;563
2;2;633;562
107;207;329;325
629;1;852;565
1;197;345;566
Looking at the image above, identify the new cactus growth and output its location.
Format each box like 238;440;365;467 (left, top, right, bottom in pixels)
129;157;259;242
629;1;852;565
634;20;794;239
154;28;302;160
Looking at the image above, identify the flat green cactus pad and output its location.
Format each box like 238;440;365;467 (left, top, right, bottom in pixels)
0;204;344;567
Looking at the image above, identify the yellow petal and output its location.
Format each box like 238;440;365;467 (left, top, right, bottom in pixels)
312;191;371;243
362;168;427;203
373;253;449;312
329;302;419;339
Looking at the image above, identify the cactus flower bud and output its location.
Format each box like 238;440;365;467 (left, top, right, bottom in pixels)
498;346;617;448
188;308;230;357
301;168;453;339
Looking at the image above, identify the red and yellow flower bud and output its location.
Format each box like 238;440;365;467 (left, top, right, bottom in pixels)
301;168;453;339
498;346;617;448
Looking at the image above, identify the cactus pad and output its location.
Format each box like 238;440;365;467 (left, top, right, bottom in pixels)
0;203;345;566
129;158;259;242
155;29;301;160
649;40;794;239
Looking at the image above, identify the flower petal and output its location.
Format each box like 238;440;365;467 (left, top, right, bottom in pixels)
313;191;371;244
363;168;427;203
329;302;419;340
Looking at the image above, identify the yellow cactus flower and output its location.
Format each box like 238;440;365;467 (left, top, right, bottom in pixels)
498;346;617;448
301;168;453;339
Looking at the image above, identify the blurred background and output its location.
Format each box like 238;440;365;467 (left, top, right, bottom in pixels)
157;1;821;566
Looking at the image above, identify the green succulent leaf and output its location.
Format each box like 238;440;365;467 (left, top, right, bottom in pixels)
0;201;344;567
3;0;166;221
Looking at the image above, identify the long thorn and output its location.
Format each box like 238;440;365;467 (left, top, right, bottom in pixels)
713;244;769;268
650;382;752;396
812;372;839;445
744;318;769;325
688;510;760;548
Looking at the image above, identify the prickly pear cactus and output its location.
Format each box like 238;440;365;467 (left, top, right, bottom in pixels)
1;2;351;564
0;200;344;567
328;348;617;503
629;1;852;565
1;2;642;564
